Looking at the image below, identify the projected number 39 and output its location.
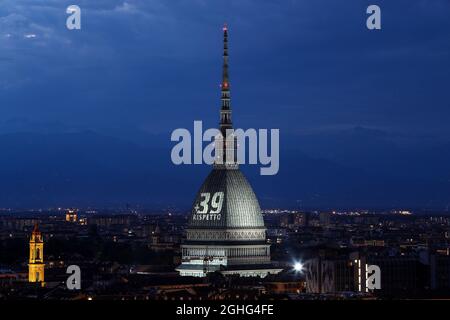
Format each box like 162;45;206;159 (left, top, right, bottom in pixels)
193;192;224;221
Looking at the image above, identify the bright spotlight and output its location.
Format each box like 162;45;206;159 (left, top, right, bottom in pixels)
293;262;303;272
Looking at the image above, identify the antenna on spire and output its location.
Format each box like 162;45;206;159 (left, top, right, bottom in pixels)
222;23;229;88
220;24;231;127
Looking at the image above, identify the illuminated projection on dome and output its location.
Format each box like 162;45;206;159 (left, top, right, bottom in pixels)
175;26;282;278
193;192;224;221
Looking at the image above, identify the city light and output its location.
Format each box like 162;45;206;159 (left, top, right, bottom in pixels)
293;262;303;272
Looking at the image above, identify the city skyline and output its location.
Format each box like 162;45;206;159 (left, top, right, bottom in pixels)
1;0;450;307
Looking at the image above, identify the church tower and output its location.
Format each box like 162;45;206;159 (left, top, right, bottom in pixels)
28;223;45;285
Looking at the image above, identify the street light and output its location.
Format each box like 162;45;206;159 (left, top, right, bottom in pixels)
293;262;303;272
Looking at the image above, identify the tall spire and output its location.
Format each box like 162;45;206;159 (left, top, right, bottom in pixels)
216;24;237;168
220;23;232;133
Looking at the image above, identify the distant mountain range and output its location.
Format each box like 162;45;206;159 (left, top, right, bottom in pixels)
0;128;448;210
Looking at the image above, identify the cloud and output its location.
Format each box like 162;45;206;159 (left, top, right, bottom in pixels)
114;2;137;13
0;0;449;139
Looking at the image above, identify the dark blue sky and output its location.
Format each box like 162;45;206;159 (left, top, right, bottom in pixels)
0;0;449;209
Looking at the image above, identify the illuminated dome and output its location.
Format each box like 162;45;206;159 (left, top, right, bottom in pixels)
188;169;264;229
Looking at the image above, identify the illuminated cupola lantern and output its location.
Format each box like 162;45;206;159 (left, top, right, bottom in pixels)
176;25;282;278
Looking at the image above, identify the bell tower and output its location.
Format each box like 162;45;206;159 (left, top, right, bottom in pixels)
28;223;45;285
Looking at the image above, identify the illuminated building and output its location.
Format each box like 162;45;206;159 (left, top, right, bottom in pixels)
304;253;434;294
28;224;45;285
78;217;88;226
176;25;282;277
65;209;78;222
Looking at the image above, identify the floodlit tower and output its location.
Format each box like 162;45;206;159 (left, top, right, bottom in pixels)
28;223;45;285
